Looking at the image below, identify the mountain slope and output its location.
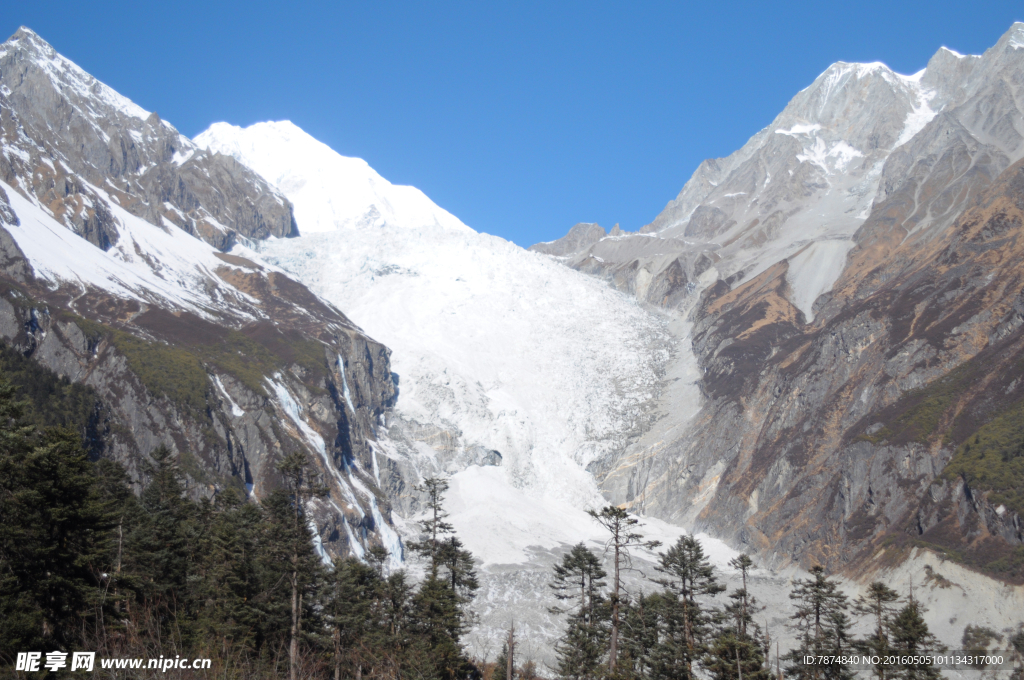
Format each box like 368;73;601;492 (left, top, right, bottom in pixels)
543;24;1024;582
0;27;402;564
195;119;674;544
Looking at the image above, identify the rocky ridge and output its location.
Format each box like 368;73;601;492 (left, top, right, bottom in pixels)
540;24;1024;581
0;28;403;564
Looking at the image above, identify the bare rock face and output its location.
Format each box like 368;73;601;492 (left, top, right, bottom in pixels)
0;27;403;561
0;27;295;251
549;24;1024;581
528;222;606;256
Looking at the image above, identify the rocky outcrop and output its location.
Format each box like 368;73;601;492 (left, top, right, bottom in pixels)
528;222;606;256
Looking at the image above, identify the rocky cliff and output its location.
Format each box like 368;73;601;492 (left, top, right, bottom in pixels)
0;28;402;563
540;24;1024;581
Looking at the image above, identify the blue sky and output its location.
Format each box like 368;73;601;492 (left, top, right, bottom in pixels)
3;1;1022;247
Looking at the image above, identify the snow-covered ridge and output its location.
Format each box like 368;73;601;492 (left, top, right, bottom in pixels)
1;177;261;320
196;121;471;234
199;119;675;567
2;27;150;122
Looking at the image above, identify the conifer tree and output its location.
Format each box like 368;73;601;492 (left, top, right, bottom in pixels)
408;476;478;680
550;543;608;680
853;582;902;680
0;379;51;656
408;477;456;575
0;422;114;654
276;450;328;680
494;621;518;680
589;505;661;673
653;534;725;680
888;595;942;680
328;556;380;680
705;554;770;680
195;487;267;661
620;591;663;680
783;566;853;680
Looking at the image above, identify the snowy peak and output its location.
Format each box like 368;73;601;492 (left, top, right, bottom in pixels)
195;121;473;235
0;28;296;252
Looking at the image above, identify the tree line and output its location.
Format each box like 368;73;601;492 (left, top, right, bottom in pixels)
532;506;1024;680
2;372;1022;680
0;377;479;679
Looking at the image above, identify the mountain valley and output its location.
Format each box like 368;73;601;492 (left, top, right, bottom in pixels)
2;22;1024;670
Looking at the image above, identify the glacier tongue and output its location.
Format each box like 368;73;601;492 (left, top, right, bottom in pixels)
196;120;675;561
253;210;672;516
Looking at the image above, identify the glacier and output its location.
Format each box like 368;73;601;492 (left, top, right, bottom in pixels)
196;120;677;547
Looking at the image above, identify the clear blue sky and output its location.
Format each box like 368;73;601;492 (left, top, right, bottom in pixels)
3;1;1022;247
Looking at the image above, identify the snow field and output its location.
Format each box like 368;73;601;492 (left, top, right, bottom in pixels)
197;120;673;568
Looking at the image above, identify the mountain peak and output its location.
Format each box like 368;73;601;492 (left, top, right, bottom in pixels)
1006;21;1024;49
195;120;473;235
0;25;150;122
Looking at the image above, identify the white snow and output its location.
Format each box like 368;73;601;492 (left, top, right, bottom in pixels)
266;375;326;456
785;239;856;323
198;120;672;568
796;137;864;173
775;123;822;137
895;88;938;148
213;376;246;417
195;121;472;235
1009;23;1024;50
336;354;356;414
0;179;259;320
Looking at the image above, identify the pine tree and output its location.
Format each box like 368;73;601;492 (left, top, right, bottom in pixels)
494;622;517;680
620;591;663;680
652;534;725;680
0;378;48;656
407;476;478;680
550;543;608;680
853;582;901;680
0;421;114;654
0;380;127;660
328;556;380;680
122;444;201;652
375;569;424;678
589;505;661;673
704;554;770;680
408;477;456;575
783;566;853;680
194;487;267;662
276;451;328;680
888;595;942;680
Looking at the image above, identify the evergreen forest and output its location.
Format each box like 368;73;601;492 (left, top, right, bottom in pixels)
1;373;1022;680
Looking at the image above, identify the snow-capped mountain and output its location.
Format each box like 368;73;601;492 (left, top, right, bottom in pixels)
194;119;693;657
196;121;471;235
195;120;675;550
537;23;1024;598
0;27;399;562
4;20;1024;666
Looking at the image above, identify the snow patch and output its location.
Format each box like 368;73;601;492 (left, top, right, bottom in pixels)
265;376;326;456
0;179;257;320
775;123;822;137
785;239;855;322
336;354;356;414
796;138;864;173
213;376;245;417
895;89;938;148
